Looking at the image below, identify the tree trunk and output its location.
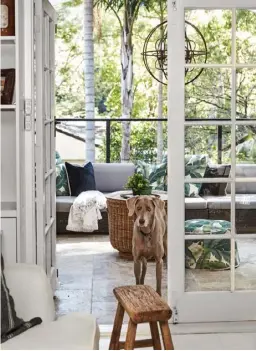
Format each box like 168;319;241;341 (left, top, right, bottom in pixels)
84;0;95;162
157;1;165;164
120;23;133;162
157;69;163;163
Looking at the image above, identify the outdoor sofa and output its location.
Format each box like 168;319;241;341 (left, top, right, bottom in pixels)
56;162;256;235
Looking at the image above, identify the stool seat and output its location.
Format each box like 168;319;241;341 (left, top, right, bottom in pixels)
114;285;172;324
110;285;174;350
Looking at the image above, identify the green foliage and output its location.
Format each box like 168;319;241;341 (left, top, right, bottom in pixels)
125;173;150;194
55;2;165;119
55;3;84;117
98;121;167;163
55;5;256;164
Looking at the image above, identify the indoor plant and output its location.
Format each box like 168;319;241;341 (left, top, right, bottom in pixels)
125;173;152;195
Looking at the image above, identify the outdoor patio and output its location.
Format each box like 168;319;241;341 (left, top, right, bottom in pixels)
55;234;256;324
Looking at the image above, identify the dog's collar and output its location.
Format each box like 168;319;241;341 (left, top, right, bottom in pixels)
140;230;151;237
139;217;156;237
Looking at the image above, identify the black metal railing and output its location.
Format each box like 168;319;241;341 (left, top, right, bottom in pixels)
55;117;226;163
55;118;168;163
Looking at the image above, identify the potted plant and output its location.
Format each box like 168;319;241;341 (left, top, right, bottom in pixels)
125;173;152;195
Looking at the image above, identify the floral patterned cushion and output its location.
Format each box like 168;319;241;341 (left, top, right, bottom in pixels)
136;154;207;196
136;161;167;191
185;219;240;270
184;155;208;197
56;151;70;196
55;151;62;165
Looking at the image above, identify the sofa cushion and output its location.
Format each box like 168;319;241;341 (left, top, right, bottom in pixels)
199;164;231;196
136;155;208;196
65;162;96;197
136;160;167;191
2;312;100;350
226;164;256;194
55;151;62;165
185;155;208;197
56;152;70;196
56;196;76;212
185;197;207;210
56;163;71;196
204;194;256;209
93;163;135;193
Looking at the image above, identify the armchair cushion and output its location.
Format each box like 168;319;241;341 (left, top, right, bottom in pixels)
4;264;55;323
1;258;42;344
2;313;100;350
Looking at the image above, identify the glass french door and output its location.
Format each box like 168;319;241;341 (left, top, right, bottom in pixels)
34;0;57;289
168;0;256;323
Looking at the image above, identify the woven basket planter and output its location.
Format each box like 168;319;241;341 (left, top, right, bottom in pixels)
107;197;134;254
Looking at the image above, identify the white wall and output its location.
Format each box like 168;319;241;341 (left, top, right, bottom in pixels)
56;132;85;163
56;132;104;163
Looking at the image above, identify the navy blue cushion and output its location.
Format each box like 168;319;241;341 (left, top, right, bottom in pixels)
65;162;96;196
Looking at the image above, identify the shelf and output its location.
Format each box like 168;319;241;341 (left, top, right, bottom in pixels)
0;36;15;44
1;105;16;110
1;202;17;218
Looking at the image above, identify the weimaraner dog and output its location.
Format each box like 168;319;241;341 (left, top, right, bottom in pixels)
126;195;167;295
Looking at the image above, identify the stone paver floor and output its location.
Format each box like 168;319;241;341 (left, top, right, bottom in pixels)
55;235;256;324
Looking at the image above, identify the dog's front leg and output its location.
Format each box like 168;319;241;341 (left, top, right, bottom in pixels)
156;259;163;296
140;257;147;285
134;259;142;285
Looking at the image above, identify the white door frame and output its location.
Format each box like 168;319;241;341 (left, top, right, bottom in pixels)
23;0;36;264
35;0;57;289
168;0;256;323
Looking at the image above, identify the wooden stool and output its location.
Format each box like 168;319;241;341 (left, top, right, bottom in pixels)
109;285;174;350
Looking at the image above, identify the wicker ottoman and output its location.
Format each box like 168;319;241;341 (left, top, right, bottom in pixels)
106;191;168;257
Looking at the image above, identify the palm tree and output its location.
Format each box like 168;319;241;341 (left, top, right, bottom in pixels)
95;0;153;162
84;0;95;162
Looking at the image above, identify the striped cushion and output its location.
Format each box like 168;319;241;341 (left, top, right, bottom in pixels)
1;256;42;343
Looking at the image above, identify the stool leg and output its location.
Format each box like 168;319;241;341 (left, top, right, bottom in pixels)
124;319;137;350
150;322;162;350
109;303;125;350
160;321;174;350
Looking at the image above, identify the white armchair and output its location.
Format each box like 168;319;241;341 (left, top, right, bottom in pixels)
2;264;100;350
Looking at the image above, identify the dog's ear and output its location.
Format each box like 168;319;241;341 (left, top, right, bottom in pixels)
126;196;139;217
152;197;165;212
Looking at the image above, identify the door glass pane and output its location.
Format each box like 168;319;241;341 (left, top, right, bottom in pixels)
185;238;231;291
236;125;256;160
185;68;231;119
185;9;232;64
45;177;51;226
236;69;256;119
235;239;256;290
185;180;231;292
185;185;231;222
236;10;256;64
45;229;52;274
235;182;256;234
185;69;232;119
185;126;231;163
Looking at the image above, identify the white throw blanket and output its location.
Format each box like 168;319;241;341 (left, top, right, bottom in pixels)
66;191;107;232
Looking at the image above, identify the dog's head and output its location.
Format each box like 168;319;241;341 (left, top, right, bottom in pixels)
126;195;165;232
